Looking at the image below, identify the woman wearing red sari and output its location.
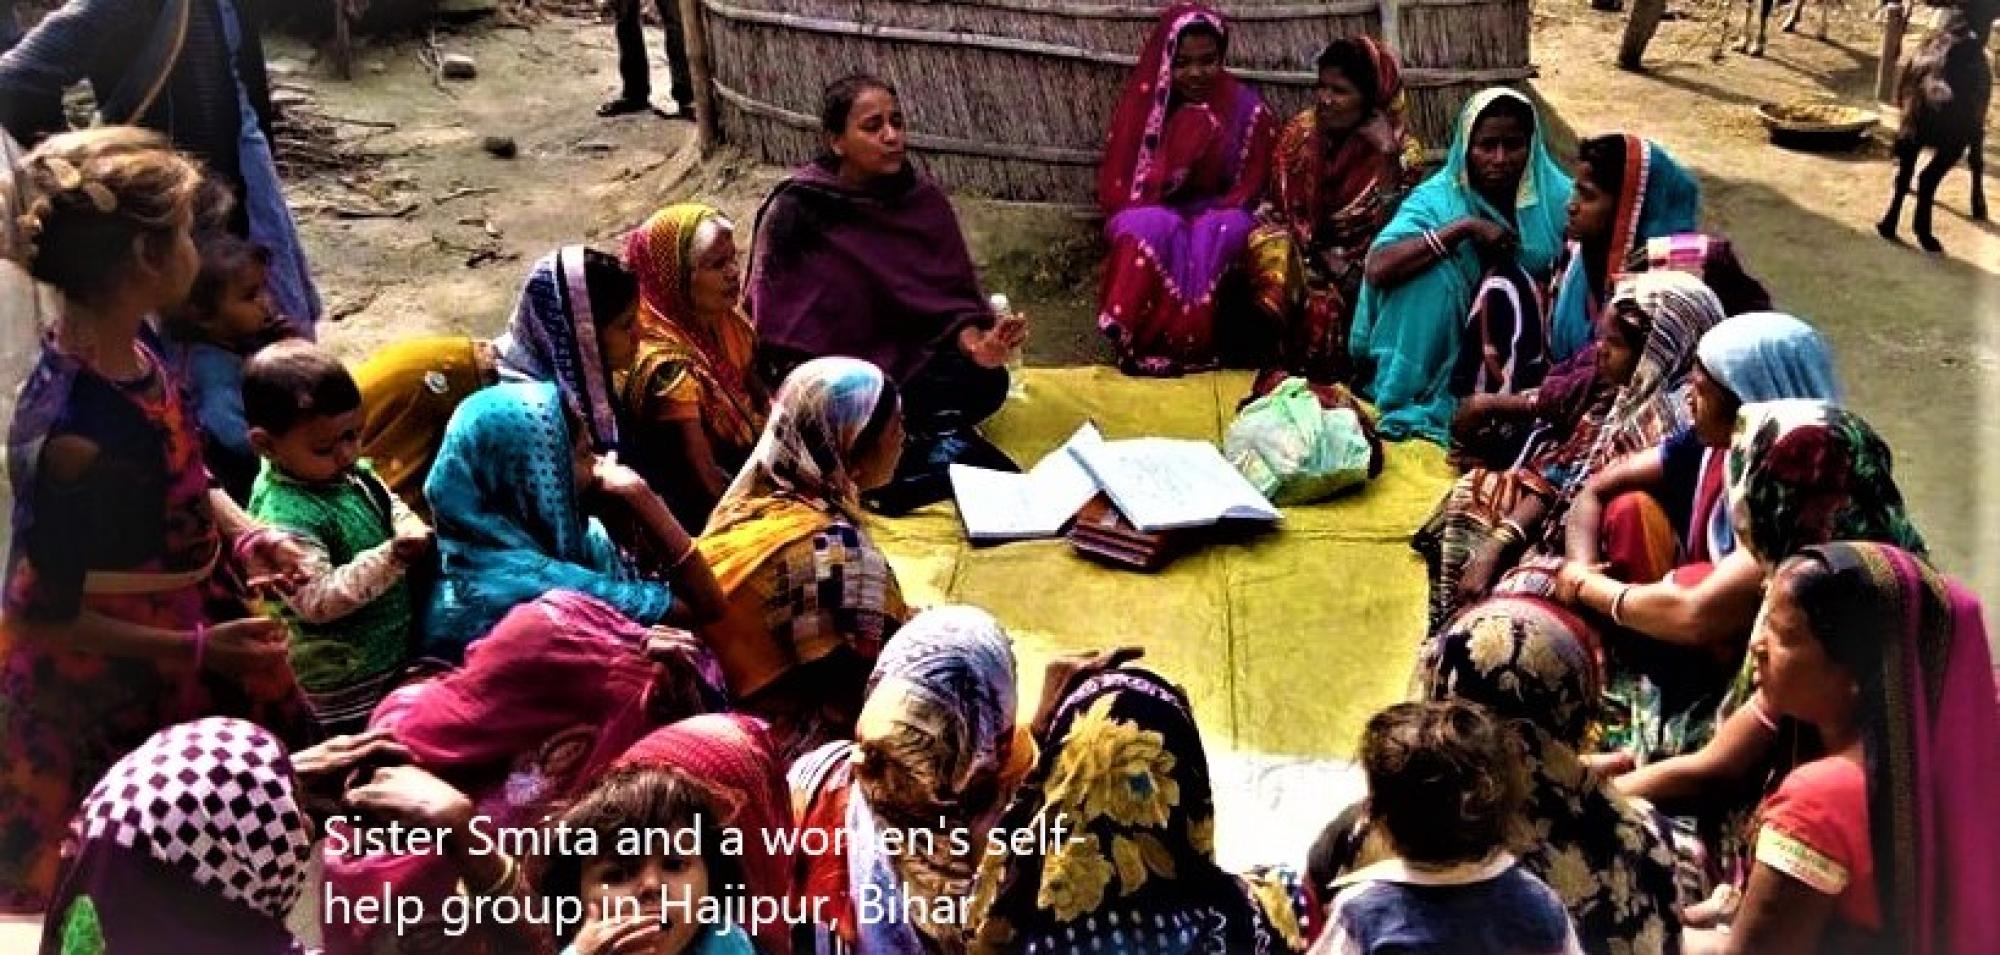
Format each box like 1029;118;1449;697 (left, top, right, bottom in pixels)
1098;3;1278;377
1246;37;1418;396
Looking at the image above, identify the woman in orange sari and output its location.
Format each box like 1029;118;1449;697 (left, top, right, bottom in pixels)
695;357;910;762
1246;36;1419;398
623;203;770;532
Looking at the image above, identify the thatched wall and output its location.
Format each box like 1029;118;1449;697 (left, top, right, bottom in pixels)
700;0;1533;203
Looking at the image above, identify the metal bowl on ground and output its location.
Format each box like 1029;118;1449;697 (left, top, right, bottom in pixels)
1756;101;1880;152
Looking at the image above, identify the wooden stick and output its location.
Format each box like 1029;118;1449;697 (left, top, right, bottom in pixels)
332;0;354;81
679;0;720;152
1876;2;1908;105
434;186;500;204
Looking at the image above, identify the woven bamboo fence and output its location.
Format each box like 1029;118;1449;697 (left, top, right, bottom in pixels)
698;0;1533;203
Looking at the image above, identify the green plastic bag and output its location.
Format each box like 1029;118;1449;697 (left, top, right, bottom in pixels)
1224;378;1375;505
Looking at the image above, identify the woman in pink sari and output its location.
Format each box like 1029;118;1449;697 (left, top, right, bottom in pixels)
320;591;721;954
1681;542;1999;955
1097;3;1278;376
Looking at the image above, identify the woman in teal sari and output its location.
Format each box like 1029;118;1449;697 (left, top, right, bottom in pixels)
1350;88;1573;443
421;381;724;660
1545;135;1702;362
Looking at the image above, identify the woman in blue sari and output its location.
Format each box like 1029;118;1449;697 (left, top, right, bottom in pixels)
420;381;724;660
1350;88;1572;443
1545;134;1702;362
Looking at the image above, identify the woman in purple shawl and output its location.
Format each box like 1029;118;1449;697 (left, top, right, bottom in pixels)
747;74;1024;515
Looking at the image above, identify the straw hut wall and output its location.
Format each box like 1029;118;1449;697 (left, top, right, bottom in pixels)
699;0;1533;204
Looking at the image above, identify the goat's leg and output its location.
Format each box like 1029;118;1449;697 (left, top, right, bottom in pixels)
1914;141;1968;253
1737;0;1757;51
1782;0;1803;32
1750;0;1775;55
1879;138;1919;241
1970;136;1988;221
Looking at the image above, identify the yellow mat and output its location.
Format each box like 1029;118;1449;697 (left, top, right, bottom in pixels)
865;368;1455;760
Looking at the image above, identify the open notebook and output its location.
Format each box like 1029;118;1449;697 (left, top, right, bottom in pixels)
1069;437;1281;533
951;424;1280;541
949;423;1107;542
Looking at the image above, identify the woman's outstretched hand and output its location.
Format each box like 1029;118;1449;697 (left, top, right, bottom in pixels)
961;314;1029;369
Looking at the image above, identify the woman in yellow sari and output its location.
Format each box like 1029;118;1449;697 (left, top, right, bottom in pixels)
623;203;771;531
695;357;910;761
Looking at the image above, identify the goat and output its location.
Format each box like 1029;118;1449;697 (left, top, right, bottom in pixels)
1878;9;1992;254
1736;0;1835;56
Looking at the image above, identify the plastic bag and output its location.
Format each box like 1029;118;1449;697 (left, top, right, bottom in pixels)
1224;377;1375;505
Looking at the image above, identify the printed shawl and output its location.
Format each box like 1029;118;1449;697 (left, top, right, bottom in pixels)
623;202;766;455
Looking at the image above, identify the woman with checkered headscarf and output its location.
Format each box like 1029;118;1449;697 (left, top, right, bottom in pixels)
41;718;314;953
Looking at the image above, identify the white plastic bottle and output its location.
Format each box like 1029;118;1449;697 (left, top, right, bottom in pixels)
990;292;1027;400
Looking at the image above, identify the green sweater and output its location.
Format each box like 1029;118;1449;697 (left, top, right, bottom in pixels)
247;461;413;692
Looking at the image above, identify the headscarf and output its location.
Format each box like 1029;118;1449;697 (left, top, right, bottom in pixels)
705;357;894;535
1640;233;1772;317
422;382;672;659
1782;543;2000;955
353;336;492;520
323;592;705;955
1680;313;1842;560
1421;598;1682;954
614;714;797;955
966;667;1305;954
850;606;1031;954
1350;87;1574;443
1548;137;1702;362
494;246;621;450
1097;4;1272;216
44;718;311;955
1538;270;1725;505
622;203;764;453
1268;37;1408;250
1726;400;1926;568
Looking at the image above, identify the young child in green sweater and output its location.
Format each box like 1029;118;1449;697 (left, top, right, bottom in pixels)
244;340;431;734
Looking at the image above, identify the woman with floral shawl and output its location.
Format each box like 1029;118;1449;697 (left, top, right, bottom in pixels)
610;713;798;955
1681;543;1999;955
1244;36;1418;396
695;358;911;762
1419;270;1724;633
323;591;720;955
421;381;723;660
1544;135;1702;363
41;718;315;954
787;606;1033;954
1097;3;1278;376
1553;401;1929;751
622;204;769;531
966;665;1307;954
1350;88;1573;442
1411;599;1683;954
